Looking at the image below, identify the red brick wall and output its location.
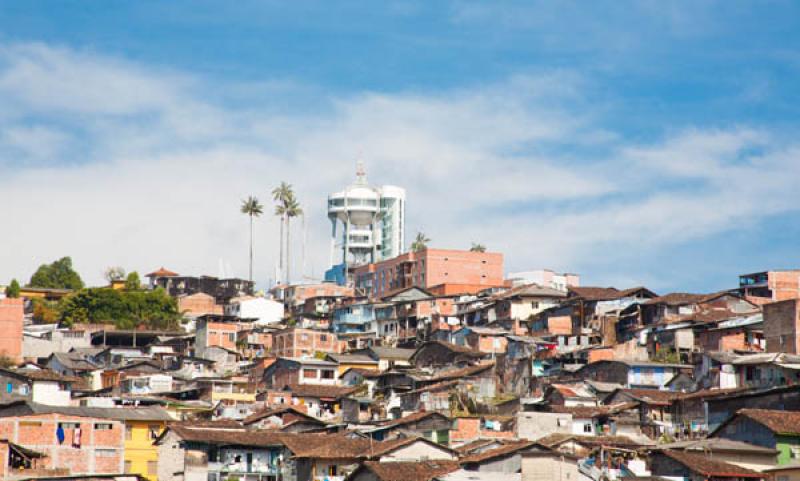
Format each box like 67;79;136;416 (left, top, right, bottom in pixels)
0;413;124;475
272;328;345;358
178;293;223;317
354;248;505;298
764;299;800;354
548;316;572;335
771;271;800;301
0;298;23;362
206;322;238;351
587;348;615;363
450;417;516;443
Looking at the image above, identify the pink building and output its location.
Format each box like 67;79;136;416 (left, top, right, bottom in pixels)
354;248;504;299
0;298;23;363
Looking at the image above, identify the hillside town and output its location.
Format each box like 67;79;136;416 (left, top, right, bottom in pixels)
2;174;800;481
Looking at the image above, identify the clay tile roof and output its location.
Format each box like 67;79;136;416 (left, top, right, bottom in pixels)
568;287;621;301
454;439;499;455
242;405;322;425
460;440;539;464
660;450;764;477
426;340;485;355
283;383;357;400
737;409;800;435
614;388;679;405
644;292;708;306
569;286;656;301
432;361;495;381
548;403;638;418
0;368;80;383
280;433;376;459
146;267;179;277
356;460;461;481
377;411;450;429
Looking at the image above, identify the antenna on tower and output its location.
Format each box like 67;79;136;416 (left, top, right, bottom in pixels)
355;153;367;185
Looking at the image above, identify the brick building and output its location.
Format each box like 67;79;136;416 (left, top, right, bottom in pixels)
0;298;23;363
739;270;800;304
354;248;504;299
195;315;243;358
177;292;223;318
271;327;345;358
0;402;126;477
764;299;800;354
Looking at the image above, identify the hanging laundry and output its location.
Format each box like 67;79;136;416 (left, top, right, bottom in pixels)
56;425;65;444
73;426;82;448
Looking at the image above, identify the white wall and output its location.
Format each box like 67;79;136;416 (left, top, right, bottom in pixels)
32;381;71;406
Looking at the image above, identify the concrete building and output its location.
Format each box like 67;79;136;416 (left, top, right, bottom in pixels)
23;325;93;361
508;270;580;292
327;164;406;268
354;248;504;299
0;298;23;363
225;296;284;325
145;267;254;304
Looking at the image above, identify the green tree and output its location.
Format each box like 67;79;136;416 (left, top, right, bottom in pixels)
470;243;487;253
29;257;84;290
104;266;126;283
272;181;293;283
125;272;141;290
31;298;60;324
5;279;20;298
411;232;431;252
59;287;181;330
240;196;264;283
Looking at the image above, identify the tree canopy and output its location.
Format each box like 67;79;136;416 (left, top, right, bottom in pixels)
59;287;181;330
125;271;141;290
28;257;84;290
104;266;126;282
4;279;20;298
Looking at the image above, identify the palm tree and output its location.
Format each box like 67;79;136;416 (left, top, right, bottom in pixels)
272;182;293;283
470;242;487;253
284;193;303;284
240;196;263;283
411;232;430;252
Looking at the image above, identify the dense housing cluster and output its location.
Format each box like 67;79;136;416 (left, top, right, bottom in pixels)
2;260;800;481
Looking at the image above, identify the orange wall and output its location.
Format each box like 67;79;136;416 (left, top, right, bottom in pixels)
0;298;23;362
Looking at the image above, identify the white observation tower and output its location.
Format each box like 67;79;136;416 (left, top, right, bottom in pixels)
328;163;406;270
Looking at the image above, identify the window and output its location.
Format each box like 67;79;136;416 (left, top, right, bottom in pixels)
95;423;114;430
321;370;334;379
125;424;133;440
320;334;328;342
58;422;80;429
791;446;800;459
96;449;116;457
583;423;593;433
19;385;29;395
228;333;235;343
149;425;162;440
124;461;132;473
303;369;317;379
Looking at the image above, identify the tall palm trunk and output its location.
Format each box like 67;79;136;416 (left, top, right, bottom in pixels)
248;214;254;282
278;214;284;284
286;216;292;284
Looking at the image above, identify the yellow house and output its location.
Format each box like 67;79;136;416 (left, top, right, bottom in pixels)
325;353;379;375
113;407;175;481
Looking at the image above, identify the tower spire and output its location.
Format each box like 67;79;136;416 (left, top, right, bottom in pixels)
355;157;367;185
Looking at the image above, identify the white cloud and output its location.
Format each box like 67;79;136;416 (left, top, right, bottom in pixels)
1;42;799;290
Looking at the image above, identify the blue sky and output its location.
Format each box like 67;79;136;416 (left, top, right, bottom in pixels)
1;1;799;292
